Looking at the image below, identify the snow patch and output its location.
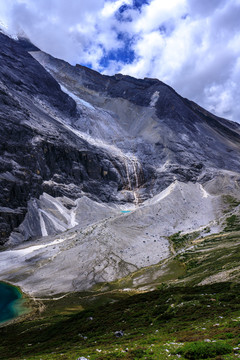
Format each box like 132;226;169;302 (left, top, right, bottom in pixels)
150;91;159;107
0;237;66;274
60;85;95;110
39;209;48;237
200;184;209;198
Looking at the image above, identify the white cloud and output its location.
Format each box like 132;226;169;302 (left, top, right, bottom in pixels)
101;0;131;17
0;0;240;122
120;0;240;122
132;0;187;33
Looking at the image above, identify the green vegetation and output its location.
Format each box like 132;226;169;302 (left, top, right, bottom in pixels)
0;282;239;360
175;341;232;359
0;230;239;360
176;231;240;285
168;231;199;252
222;195;240;212
224;214;240;232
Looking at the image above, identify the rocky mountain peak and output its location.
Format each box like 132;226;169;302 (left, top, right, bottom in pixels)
0;32;239;295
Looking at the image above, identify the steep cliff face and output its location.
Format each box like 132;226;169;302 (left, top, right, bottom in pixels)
31;50;240;171
0;33;145;243
30;49;240;200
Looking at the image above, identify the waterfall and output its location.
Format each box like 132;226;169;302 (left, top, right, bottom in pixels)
123;158;132;191
123;155;142;205
131;156;140;205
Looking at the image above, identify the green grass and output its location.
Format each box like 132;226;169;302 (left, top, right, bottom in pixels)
175;340;232;359
0;282;239;360
176;231;240;285
0;230;240;360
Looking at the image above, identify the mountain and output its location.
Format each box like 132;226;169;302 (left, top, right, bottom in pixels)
0;32;240;296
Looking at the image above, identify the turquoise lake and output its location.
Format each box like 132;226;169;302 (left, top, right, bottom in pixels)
0;282;25;324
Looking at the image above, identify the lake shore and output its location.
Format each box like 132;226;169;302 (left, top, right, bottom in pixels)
0;281;37;326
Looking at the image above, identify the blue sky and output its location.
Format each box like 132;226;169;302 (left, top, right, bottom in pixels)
0;0;240;122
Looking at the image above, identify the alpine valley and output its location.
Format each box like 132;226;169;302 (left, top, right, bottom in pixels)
0;31;240;360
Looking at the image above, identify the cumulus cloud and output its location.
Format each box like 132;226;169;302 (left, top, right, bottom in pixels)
0;0;240;122
119;0;240;122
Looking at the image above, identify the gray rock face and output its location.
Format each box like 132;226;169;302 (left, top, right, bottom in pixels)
8;193;78;245
31;50;240;172
0;33;143;243
1;32;240;248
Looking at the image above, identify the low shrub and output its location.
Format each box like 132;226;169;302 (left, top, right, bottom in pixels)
175;340;232;359
128;348;147;358
224;215;240;232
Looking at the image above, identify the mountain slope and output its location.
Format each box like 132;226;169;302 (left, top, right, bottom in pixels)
0;33;240;295
30;48;240;201
31;49;240;172
0;33;141;244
